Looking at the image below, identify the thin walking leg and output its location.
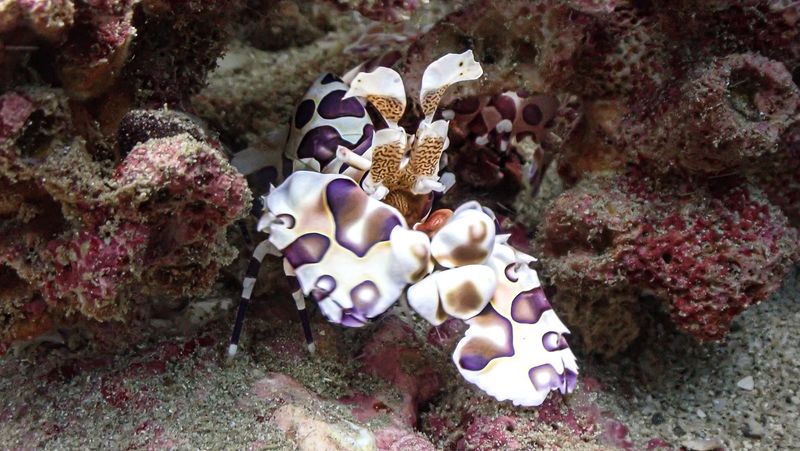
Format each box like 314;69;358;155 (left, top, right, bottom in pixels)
285;266;315;353
228;239;273;357
237;220;253;246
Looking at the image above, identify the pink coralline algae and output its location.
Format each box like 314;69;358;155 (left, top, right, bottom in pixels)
537;169;800;355
420;377;620;450
1;0;253;350
617;53;800;173
358;317;442;426
747;122;800;227
0;87;250;350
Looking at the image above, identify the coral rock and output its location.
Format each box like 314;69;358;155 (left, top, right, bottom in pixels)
621;53;800;173
748;121;800;227
330;0;423;23
57;0;136;100
358;317;442;426
399;0;591;103
116;109;214;157
0;0;75;42
538;169;800;354
1;97;250;349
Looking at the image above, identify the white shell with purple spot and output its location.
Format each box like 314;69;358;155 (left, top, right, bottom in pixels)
452;237;578;407
430;202;497;268
407;203;499;325
407;265;497;326
260;171;422;326
285;73;375;183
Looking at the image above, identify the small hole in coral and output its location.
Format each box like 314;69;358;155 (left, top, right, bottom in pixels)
728;68;768;122
662;253;672;264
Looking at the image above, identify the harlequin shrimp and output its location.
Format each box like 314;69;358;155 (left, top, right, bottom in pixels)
228;50;578;407
443;91;560;198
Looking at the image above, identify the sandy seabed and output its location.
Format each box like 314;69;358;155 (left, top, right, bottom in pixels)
0;266;796;450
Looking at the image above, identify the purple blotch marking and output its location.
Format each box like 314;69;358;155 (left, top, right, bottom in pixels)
315;274;336;292
284;233;330;268
528;364;561;391
350;280;380;311
311;275;336;302
297;124;374;170
325;178;402;257
452;96;481;114
294;99;316;129
340;309;368;327
522;103;543;126
458;306;515;371
542;331;569;351
563;367;578;394
491;94;517;122
321;73;342;84
296;126;345;167
504;263;518;282
350;124;374;155
276;214;295;229
318;90;366;119
510;287;551;324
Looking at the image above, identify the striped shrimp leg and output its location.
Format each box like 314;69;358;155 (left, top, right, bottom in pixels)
228;239;275;357
285;262;315;353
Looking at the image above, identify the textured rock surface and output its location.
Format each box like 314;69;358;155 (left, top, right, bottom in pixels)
537;169;799;355
0;0;256;350
0;91;249;350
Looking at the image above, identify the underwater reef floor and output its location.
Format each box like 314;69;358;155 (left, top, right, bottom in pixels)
0;267;797;450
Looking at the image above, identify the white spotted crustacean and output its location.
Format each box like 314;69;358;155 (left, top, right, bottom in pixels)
229;51;579;407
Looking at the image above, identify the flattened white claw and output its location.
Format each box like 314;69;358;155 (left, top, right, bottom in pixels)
430;208;496;268
420;50;483;117
407;265;496;325
407;272;445;326
452;240;578;407
389;227;433;284
345;67;407;123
